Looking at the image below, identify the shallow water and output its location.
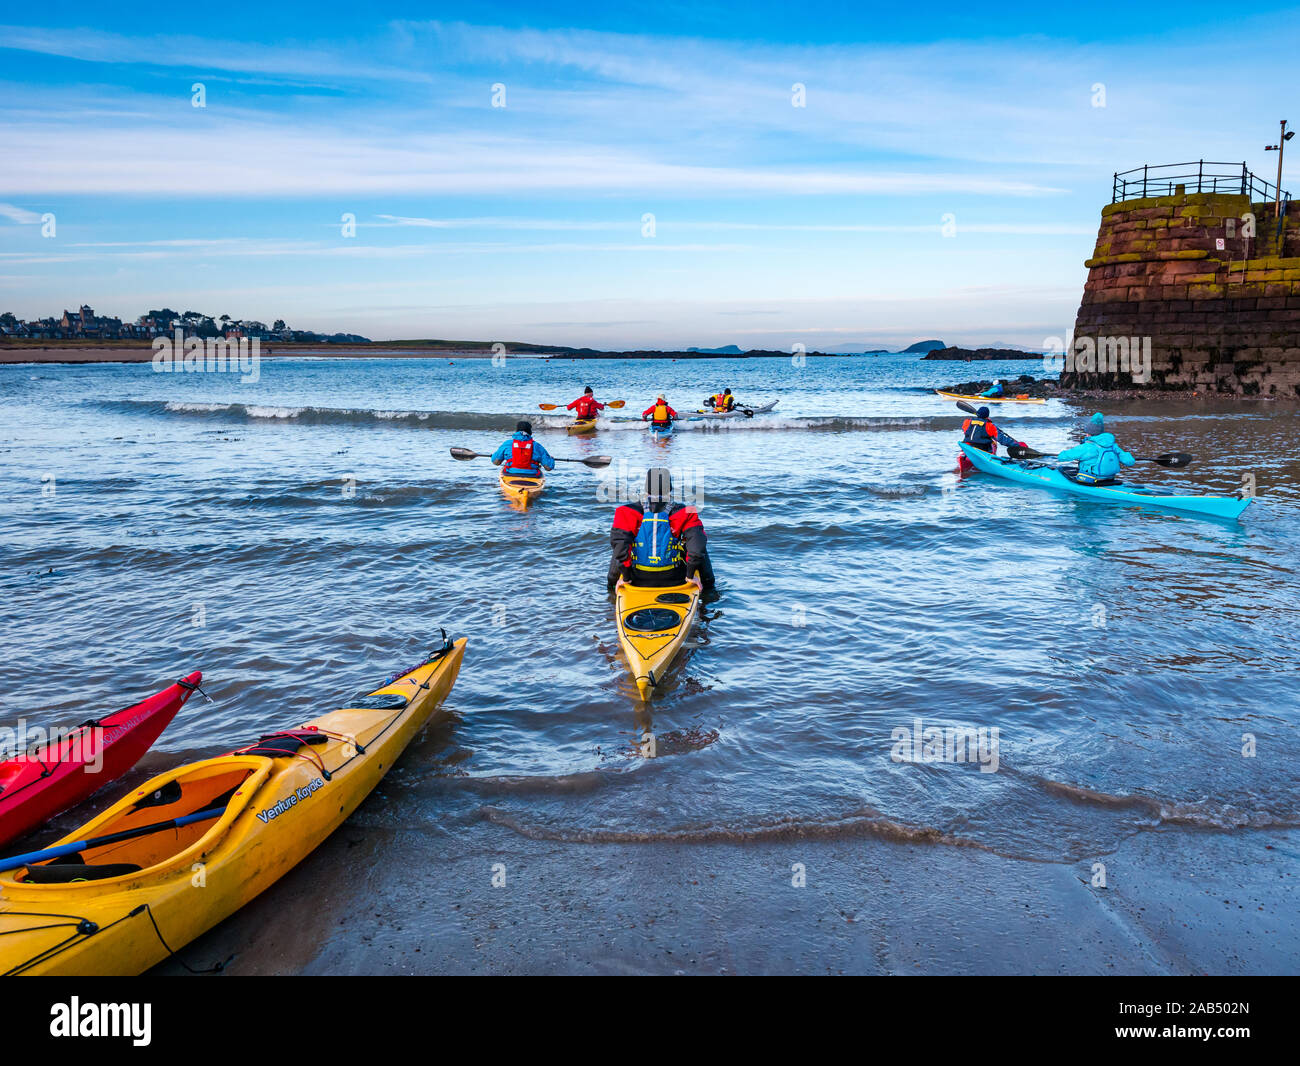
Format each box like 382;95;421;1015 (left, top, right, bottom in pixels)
2;353;1297;874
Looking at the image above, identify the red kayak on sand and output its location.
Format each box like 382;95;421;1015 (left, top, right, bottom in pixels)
0;671;201;847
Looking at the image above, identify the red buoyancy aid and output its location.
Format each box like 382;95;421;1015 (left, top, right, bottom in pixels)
612;503;703;539
510;437;537;472
570;395;600;419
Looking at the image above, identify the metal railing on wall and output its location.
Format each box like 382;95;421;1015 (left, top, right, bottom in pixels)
1112;161;1290;216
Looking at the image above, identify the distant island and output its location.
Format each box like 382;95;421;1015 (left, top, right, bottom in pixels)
903;339;946;353
923;346;1043;361
687;344;744;355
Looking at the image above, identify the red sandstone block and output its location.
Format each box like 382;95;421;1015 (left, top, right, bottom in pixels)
1170;260;1220;277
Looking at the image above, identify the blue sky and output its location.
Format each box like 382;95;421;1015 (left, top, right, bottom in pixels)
2;2;1297;349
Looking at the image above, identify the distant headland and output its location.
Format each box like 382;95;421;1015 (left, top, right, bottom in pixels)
923;346;1043;361
2;308;968;364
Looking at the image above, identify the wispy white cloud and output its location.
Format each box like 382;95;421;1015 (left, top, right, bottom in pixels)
0;202;42;224
0;24;431;84
0;238;753;265
0;119;1064;197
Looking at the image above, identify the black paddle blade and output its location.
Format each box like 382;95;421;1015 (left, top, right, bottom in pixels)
1007;444;1048;460
955;400;979;415
449;447;481;461
1152;452;1194;468
583;455;613;468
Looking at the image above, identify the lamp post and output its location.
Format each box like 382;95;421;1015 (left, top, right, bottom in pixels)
1265;119;1294;248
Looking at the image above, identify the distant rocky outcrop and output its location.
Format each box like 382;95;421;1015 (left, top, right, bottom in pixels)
941;374;1057;399
903;339;946;353
923;346;1043;361
686;344;744;354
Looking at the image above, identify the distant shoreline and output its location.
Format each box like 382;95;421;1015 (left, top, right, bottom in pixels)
0;343;870;365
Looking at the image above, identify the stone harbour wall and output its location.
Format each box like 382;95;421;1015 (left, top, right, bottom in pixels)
1064;192;1300;396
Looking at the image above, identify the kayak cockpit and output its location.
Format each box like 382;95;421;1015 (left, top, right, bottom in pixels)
7;757;271;887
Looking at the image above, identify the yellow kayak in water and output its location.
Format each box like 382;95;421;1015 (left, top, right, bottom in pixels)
614;580;701;701
935;390;1046;405
0;638;466;976
499;471;546;507
567;418;597;436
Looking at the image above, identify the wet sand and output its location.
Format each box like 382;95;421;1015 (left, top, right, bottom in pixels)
154;815;1296;976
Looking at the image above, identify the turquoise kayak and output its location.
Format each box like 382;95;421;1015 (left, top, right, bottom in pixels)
959;444;1251;520
648;422;674;440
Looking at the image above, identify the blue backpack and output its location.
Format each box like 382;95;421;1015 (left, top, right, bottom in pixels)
632;510;682;574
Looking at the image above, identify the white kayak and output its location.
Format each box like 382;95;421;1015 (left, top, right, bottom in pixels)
692;399;779;419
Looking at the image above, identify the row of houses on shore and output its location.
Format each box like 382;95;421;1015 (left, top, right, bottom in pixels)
0;306;368;344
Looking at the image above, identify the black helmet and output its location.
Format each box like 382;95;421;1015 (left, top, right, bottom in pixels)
645;467;672;505
976;406;990;419
584;385;594;395
516;419;532;434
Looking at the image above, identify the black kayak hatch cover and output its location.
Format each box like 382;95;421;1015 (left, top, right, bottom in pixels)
624;607;682;632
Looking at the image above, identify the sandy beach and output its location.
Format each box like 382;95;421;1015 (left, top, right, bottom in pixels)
154;811;1296;976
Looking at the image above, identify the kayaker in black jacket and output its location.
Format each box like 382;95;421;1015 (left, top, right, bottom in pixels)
607;468;716;591
961;406;1023;455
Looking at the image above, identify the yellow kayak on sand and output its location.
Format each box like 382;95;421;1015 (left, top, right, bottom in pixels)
567;417;597;436
0;638;466;976
935;390;1047;405
499;471;546;507
614;580;701;701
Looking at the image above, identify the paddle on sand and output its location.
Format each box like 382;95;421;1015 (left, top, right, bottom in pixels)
952;401;1193;468
537;400;625;410
450;447;612;468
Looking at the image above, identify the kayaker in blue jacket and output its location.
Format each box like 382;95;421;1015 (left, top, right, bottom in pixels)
980;380;1005;398
1057;413;1135;485
490;421;556;477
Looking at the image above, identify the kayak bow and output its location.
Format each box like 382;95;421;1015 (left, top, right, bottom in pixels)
0;638;466;976
614;581;701;701
959;443;1251;520
0;673;201;848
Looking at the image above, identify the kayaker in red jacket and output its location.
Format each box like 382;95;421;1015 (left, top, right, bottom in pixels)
566;386;605;421
642;396;678;428
607;468;716;591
